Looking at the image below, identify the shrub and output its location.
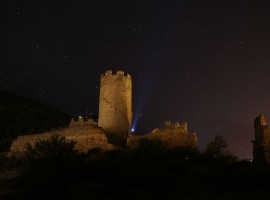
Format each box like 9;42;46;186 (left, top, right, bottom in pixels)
21;135;83;199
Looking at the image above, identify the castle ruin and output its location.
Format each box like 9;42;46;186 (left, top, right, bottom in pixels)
128;121;197;149
98;70;132;145
9;70;198;156
69;116;97;127
253;114;270;165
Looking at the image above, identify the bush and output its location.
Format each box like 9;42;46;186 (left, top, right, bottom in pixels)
21;135;83;199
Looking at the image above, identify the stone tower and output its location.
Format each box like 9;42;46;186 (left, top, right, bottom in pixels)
98;70;132;144
253;114;270;165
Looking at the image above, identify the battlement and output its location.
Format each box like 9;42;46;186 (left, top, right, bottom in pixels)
101;70;131;80
164;120;188;133
69;117;97;127
128;120;197;149
254;114;268;127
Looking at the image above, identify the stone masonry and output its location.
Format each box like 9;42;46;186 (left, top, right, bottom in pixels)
9;71;198;156
98;70;132;144
128;121;197;149
253;114;270;165
10;123;116;156
69;117;97;127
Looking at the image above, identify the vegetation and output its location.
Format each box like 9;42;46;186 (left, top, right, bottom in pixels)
1;136;270;200
204;135;237;161
0;90;70;151
20;135;83;199
205;135;228;156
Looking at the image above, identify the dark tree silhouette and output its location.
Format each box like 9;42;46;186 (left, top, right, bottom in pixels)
21;135;82;199
205;135;228;158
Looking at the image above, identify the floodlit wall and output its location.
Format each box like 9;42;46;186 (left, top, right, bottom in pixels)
253;114;270;164
98;70;132;135
9;125;116;156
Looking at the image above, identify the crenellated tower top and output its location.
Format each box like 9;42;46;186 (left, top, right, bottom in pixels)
255;114;268;126
101;70;131;80
98;70;132;146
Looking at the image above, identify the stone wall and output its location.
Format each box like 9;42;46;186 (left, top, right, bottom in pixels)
9;120;197;156
127;121;197;149
69;117;97;127
98;70;132;134
253;114;270;164
9;125;116;156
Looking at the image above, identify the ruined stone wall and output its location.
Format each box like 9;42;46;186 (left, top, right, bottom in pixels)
164;121;188;134
9;125;116;156
98;70;132;134
127;121;197;149
69;117;97;127
253;114;270;164
10;120;197;156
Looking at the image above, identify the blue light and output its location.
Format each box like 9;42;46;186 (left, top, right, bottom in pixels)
131;128;135;132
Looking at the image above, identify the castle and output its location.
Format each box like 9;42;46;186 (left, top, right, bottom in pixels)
253;114;270;165
9;70;198;156
98;70;132;146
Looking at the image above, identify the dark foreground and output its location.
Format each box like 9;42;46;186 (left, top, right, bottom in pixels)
0;137;270;200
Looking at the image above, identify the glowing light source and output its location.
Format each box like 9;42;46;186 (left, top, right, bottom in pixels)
131;128;135;132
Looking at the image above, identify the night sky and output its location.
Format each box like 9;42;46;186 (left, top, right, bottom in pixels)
1;0;270;159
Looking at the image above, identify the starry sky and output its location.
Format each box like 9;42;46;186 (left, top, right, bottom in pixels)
1;0;270;158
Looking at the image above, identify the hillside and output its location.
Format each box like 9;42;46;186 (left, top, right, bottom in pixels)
0;90;70;151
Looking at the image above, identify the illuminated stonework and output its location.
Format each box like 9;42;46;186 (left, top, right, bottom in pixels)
9;71;198;156
128;121;197;149
253;114;270;165
10;124;116;156
98;70;132;143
